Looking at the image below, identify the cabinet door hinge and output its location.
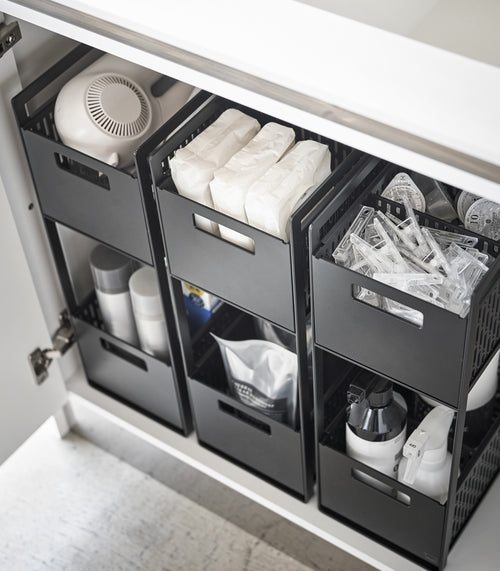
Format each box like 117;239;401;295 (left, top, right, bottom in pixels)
0;21;21;59
28;310;75;385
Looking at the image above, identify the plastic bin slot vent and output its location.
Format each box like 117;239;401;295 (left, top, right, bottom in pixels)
27;101;59;142
76;296;104;330
160;116;214;181
452;419;500;541
317;161;380;248
471;280;500;381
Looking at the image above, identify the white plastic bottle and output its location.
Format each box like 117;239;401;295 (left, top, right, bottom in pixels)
89;244;139;346
398;405;455;504
346;375;407;485
420;350;498;447
129;267;170;362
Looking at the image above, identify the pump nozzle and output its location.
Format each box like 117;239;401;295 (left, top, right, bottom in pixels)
401;405;454;485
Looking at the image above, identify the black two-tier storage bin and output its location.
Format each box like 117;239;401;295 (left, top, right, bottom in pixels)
12;43;193;433
309;155;500;568
314;349;500;569
146;93;357;500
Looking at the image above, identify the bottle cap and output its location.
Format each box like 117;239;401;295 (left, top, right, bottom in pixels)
381;172;426;212
129;266;163;318
456;190;481;224
465;198;500;240
368;378;393;408
90;244;139;294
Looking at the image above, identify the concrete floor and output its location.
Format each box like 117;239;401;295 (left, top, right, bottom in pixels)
0;417;374;571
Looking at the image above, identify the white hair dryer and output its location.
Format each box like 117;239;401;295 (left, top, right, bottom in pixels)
54;53;194;168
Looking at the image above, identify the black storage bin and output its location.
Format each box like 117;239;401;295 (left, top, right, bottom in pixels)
148;94;353;331
73;298;184;427
314;349;500;570
309;157;500;408
12;43;196;433
183;304;309;498
43;219;192;433
12;44;153;264
141;93;358;500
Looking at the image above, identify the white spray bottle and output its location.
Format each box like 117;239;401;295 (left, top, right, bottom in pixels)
398;405;454;504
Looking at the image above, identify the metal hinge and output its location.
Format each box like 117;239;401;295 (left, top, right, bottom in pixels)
0;21;21;59
28;310;75;385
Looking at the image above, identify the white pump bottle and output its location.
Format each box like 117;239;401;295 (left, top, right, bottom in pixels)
398;405;454;504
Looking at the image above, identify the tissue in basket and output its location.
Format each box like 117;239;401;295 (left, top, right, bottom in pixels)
245;140;331;242
210;122;295;250
169;108;260;234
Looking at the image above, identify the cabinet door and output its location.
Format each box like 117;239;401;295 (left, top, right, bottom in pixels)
0;37;67;464
0;176;67;464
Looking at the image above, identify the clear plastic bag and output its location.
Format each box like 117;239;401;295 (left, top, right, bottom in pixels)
212;334;298;426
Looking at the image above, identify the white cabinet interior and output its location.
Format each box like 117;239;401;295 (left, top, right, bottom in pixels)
0;2;499;570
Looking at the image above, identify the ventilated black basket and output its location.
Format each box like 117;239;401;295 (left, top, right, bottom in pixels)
314;349;500;570
148;93;354;332
42;216;193;433
13;44;156;263
310;158;500;408
141;92;362;500
183;303;310;498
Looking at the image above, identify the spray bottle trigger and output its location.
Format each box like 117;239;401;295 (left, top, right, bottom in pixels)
401;428;429;484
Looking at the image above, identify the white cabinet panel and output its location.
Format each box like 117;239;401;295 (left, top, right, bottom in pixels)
0;174;66;464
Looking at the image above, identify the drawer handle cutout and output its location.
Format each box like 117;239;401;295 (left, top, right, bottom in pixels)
351;468;410;505
192;213;255;253
55;153;111;190
218;401;271;435
352;285;424;328
100;338;147;371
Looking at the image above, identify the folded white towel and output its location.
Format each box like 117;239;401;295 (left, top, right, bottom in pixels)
245;140;331;242
210;122;295;249
169;108;260;234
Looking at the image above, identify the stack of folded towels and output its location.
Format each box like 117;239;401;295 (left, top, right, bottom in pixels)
169;107;331;250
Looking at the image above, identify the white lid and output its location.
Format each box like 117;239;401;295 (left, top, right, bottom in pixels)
129;267;163;318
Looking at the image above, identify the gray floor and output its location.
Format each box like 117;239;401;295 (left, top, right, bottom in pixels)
0;413;374;571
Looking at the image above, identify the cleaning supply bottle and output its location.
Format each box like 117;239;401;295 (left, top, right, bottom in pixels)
398;405;454;504
419;350;498;448
89;244;139;346
346;374;407;484
129;267;170;362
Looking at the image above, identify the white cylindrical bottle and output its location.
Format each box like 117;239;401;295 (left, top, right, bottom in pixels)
89;244;139;346
420;350;498;447
398;405;455;504
346;375;407;487
129;267;170;362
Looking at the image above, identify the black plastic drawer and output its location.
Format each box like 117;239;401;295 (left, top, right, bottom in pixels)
310;158;500;407
149;94;353;331
189;378;305;497
73;301;185;430
13;44;154;263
